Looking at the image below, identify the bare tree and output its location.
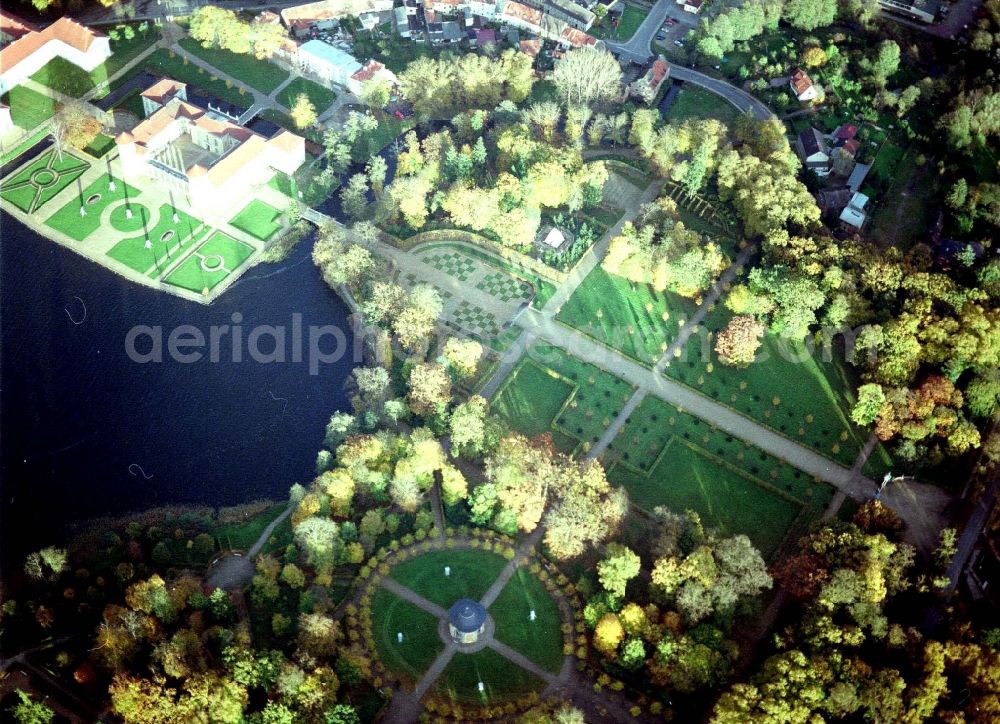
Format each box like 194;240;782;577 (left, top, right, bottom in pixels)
553;47;623;106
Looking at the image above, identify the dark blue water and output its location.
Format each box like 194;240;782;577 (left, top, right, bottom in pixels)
1;212;355;564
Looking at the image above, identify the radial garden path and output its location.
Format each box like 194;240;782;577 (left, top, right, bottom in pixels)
375;523;653;724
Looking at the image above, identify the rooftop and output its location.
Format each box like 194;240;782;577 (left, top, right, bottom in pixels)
448;598;487;633
790;68;814;95
300;39;363;73
1;14;106;77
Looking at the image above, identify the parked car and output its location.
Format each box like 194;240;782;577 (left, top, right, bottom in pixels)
656;32;667;40
673;39;684;47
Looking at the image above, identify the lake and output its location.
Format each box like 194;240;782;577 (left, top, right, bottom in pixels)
0;211;356;564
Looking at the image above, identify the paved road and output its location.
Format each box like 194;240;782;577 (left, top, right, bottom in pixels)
604;0;674;59
669;66;775;121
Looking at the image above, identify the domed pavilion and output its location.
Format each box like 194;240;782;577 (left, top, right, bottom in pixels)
448;598;487;644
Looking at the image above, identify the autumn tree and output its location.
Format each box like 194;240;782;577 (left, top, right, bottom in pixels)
290;93;317;130
407;363;451;416
715;315;764;367
597;544;642;597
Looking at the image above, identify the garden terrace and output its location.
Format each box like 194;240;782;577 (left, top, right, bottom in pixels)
605;396;832;558
492;344;637;455
556;266;695;366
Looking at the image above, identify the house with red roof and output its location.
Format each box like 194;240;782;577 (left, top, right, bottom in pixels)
630;56;670;104
0;11;112;95
789;68;819;102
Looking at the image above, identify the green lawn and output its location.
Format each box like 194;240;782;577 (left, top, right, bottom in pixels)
107;203;204;276
142;49;253;106
178;38;289;93
666;85;741;126
666;304;875;467
228;199;284;241
2;85;57;130
590;4;649;41
433;648;546;704
46;175;141;240
557;266;694;365
212;504;288;551
489;567;564;674
108;202;150;233
276;76;337;113
607;397;827;557
163;232;255;292
389;550;507;610
0;129;48;167
493;345;636;453
371;587;445;682
493;360;575;439
30;27;160;99
0;150;89;213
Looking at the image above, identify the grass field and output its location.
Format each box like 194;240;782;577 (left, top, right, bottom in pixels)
29;28;160;99
666;85;741;126
0;129;48;166
371;587;445;681
142;49;252;106
590;4;649;41
2;85;57;130
607;397;829;557
46;176;140;240
389;550;507;610
489;567;564;674
107;203;204;276
665;304;874;467
493;345;636;453
276;76;337;113
557;266;694;365
0;150;89;213
212;504;288;551
433;648;546;704
228;199;284;241
163;232;255;292
178;38;289;93
108;202;150;233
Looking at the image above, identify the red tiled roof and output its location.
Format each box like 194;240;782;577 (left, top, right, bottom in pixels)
835;123;858;140
351;58;386;82
141;78;187;105
648;58;669;89
841;138;860;155
519;39;541;57
560;26;596;47
790;68;814;95
0;10;39;40
502;1;543;26
1;15;106;78
476;28;497;44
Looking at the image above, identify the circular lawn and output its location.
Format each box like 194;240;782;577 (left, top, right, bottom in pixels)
370;546;565;705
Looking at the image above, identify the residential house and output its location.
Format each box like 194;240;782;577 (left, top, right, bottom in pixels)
847;162;871;193
839;191;869;229
831;146;856;177
832;123;857;145
475;27;498;46
817;188;854;215
630;56;669;104
394;6;412;37
519;38;542;57
115;80;305;212
523;0;595;29
0;12;112;95
795;127;830;174
789;68;818;102
280;0;394;37
681;0;704;13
